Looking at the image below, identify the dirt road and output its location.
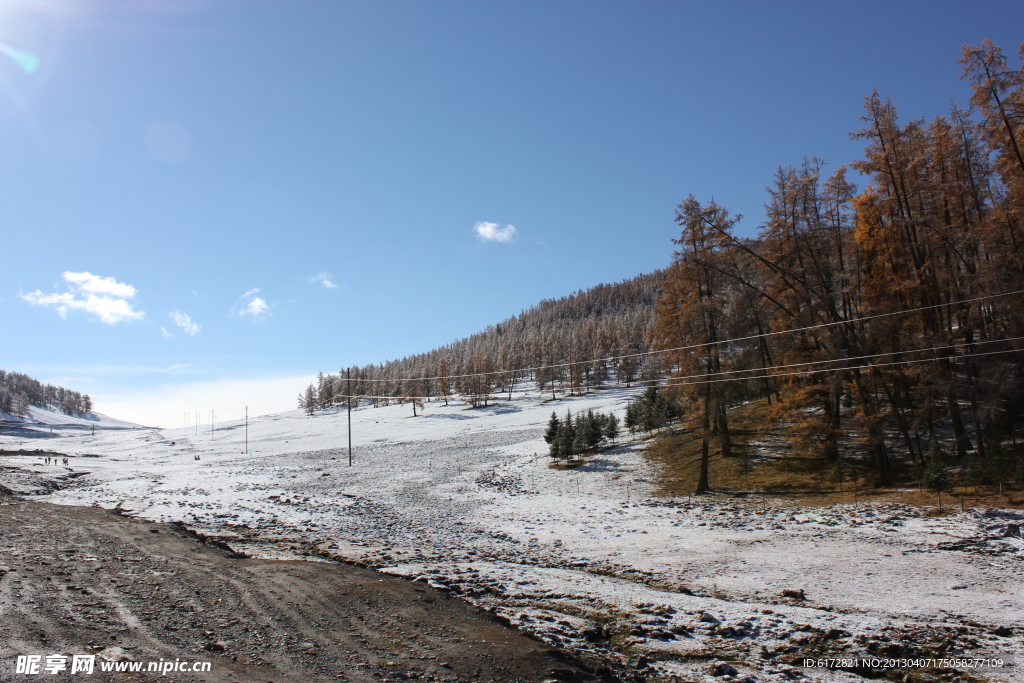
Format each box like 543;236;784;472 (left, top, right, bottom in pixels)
0;488;608;683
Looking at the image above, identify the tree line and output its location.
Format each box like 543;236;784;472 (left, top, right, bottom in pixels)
299;272;664;413
0;370;93;418
653;41;1024;492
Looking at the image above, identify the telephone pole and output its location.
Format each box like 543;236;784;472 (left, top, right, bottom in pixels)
347;367;353;467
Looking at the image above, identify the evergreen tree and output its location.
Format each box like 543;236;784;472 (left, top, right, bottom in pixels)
549;430;566;461
554;410;576;461
583;409;603;451
623;386;680;434
604;413;620;443
571;413;588;457
544;411;560;445
624;403;637;435
302;384;317;415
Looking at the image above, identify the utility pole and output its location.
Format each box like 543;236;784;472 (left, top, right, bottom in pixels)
347;367;353;466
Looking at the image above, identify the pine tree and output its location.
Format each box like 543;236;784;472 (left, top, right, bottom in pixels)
549;430;564;460
551;410;576;462
544;412;560;445
604;413;620;444
571;413;588;458
584;409;603;451
624;403;637;435
302;384;317;415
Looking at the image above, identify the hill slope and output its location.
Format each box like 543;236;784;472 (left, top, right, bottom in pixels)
301;270;665;410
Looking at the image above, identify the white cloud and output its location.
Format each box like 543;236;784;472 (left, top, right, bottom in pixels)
236;289;269;319
474;221;517;243
160;327;171;338
312;272;338;289
169;310;200;336
61;271;136;298
21;271;144;325
243;297;268;317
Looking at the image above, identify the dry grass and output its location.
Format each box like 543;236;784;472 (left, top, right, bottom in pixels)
644;397;1024;508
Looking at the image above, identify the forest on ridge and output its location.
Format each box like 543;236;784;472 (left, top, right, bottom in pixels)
0;369;93;418
301;271;665;411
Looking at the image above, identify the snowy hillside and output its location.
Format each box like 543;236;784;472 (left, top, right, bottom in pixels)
1;384;1021;681
1;405;142;432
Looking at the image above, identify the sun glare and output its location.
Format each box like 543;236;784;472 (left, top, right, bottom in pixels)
0;0;84;77
0;41;38;72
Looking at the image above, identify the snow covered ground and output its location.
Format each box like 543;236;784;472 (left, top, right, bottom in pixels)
2;387;1022;682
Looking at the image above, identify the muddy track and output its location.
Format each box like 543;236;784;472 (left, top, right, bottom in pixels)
0;490;612;683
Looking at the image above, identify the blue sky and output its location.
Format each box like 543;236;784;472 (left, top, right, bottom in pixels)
2;0;1022;427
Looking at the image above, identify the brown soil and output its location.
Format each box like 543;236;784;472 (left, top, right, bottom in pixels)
645;398;1024;509
0;489;608;683
644;398;815;497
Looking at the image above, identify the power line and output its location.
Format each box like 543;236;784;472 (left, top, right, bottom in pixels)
320;344;1024;402
644;334;1024;383
326;288;1024;385
660;346;1024;390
